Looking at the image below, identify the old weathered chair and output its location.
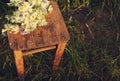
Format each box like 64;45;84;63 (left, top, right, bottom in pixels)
7;1;70;80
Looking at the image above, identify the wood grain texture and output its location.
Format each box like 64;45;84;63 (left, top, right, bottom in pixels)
14;50;24;81
53;42;67;70
22;46;56;56
7;1;70;50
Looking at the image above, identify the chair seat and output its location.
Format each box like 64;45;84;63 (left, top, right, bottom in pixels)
7;1;70;50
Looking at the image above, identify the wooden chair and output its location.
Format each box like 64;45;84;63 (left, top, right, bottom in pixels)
7;1;70;81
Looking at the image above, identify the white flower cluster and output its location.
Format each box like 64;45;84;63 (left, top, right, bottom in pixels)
2;0;53;35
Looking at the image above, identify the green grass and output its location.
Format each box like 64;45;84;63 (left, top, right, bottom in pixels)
0;0;120;81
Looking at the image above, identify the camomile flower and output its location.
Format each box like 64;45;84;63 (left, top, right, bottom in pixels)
10;16;16;23
10;16;22;23
23;12;29;18
35;0;42;6
2;0;53;35
10;0;24;2
5;15;10;21
21;22;27;28
24;25;31;32
8;0;24;6
30;12;37;21
30;22;37;31
38;19;47;26
11;25;19;33
28;0;37;6
2;24;10;34
41;0;50;9
18;6;25;12
48;5;53;13
2;24;19;34
28;7;33;13
18;2;31;12
13;11;21;16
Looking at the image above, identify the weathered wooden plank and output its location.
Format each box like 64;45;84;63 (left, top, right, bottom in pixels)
53;42;67;70
14;50;24;81
48;1;70;43
7;1;70;50
22;46;56;56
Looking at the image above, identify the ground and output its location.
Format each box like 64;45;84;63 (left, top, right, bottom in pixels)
0;0;120;81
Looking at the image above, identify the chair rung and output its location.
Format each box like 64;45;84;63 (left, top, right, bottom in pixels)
22;46;56;56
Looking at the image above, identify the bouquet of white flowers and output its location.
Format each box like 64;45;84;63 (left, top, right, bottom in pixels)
2;0;53;35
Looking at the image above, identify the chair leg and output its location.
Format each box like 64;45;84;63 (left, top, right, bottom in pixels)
53;42;67;70
14;50;24;81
